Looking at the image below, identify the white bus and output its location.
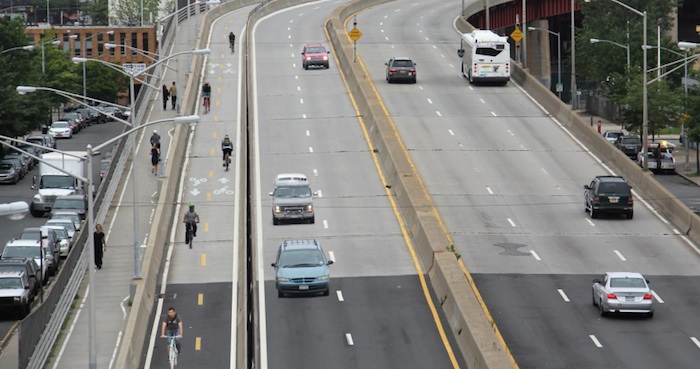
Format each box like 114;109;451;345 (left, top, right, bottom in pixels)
457;30;510;85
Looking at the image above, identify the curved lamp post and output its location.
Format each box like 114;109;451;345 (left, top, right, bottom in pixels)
590;38;630;70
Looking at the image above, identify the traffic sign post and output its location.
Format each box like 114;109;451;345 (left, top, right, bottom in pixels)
350;16;361;62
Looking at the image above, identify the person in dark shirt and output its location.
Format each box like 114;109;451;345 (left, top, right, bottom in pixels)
161;307;183;353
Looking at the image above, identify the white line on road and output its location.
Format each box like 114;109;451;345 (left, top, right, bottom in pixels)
589;335;603;348
507;218;516;227
586;218;595;226
120;295;129;318
691;337;700;349
345;333;354;346
432;45;437;48
530;250;541;261
329;251;335;263
507;129;514;136
557;289;570;302
323;219;329;229
302;113;306;119
486;186;493;195
441;54;445;58
651;290;664;303
306;130;310;136
479;98;485;104
449;64;454;68
309;147;313;153
313;169;318;176
297;86;301;91
108;330;123;369
300;98;304;104
336;290;344;301
490;111;497;116
427;98;433;104
317;190;323;198
614;250;627;261
436;111;442;117
541;168;548;175
448;129;455;136
52;287;89;369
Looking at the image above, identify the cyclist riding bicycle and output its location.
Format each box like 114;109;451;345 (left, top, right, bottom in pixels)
228;32;236;51
202;82;211;99
221;135;233;167
183;203;200;240
161;306;183;353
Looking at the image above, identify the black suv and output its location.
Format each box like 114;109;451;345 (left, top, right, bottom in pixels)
0;259;40;299
584;176;633;219
0;271;33;318
614;136;642;159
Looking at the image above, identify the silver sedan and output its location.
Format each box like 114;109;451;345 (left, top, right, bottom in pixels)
592;272;654;318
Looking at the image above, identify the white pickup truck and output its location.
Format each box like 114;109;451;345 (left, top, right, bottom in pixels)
637;142;675;174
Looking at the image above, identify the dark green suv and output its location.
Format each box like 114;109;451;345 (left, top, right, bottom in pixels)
584;176;633;219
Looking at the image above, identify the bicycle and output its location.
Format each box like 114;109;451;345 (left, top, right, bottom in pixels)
229;40;235;53
165;335;179;368
185;221;195;249
203;95;210;113
223;152;231;171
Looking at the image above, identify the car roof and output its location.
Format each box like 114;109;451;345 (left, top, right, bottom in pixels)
0;259;32;265
52;210;80;216
304;43;324;48
52;121;70;124
0;270;24;278
280;239;321;251
392;57;413;61
5;239;41;247
594;175;627;183
275;173;308;186
606;272;645;279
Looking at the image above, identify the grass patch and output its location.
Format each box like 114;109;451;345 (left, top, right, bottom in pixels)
656;127;681;135
684;171;700;177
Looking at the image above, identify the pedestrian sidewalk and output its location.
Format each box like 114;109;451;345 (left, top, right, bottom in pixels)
577;111;700;186
44;14;200;369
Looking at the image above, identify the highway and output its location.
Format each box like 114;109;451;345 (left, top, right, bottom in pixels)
253;2;465;368
353;0;700;368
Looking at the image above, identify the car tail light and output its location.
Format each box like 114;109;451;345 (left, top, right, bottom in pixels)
606;293;617;299
409;69;416;73
593;196;600;204
505;63;509;72
643;294;652;300
389;68;397;73
473;64;477;73
628;197;633;205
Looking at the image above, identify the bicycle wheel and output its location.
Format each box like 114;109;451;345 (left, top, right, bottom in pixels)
169;340;178;368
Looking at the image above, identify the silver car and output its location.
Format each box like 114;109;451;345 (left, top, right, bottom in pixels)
592;272;654;318
51;210;83;231
45;219;77;240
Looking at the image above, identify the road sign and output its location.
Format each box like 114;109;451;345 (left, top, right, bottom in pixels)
556;83;563;92
348;27;363;42
510;28;523;42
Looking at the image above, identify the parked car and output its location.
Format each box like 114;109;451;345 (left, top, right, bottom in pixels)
100;158;112;182
0;162;20;184
50;210;82;231
583;175;633;219
20;227;62;273
51;195;87;220
301;43;330;70
592;272;653;318
16;144;40;167
385;57;417;83
1;239;48;283
1;157;26;179
101;106;122;122
75;108;98;126
25;136;50;153
5;152;32;173
0;271;33;318
61;112;86;130
43;225;71;257
41;134;57;149
0;258;41;298
637;141;675;174
271;239;333;297
45;219;76;240
602;130;624;144
614;135;642;159
48;121;73;139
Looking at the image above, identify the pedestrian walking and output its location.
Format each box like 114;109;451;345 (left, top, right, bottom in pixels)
169;82;178;110
150;143;161;175
150;130;161;146
162;85;169;110
93;224;106;269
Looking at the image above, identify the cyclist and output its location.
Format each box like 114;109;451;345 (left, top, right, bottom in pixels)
221;135;233;167
228;32;236;52
161;306;183;354
202;81;211;111
183;203;200;240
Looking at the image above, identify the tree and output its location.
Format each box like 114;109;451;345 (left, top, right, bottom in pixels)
88;0;110;26
86;63;129;103
112;0;160;25
621;73;683;138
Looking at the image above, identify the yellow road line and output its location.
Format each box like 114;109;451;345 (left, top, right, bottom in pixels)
213;132;218;139
200;254;206;266
209;170;214;178
214;115;219;121
206;192;211;201
198;293;204;305
204;223;209;233
195;337;201;350
210;147;215;156
326;18;459;369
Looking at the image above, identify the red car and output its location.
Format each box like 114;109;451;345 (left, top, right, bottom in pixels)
301;44;329;70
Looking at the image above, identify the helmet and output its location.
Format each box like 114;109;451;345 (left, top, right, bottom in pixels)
188;203;195;208
153;130;157;133
224;134;229;138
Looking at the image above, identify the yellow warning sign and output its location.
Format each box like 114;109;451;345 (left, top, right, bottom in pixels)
510;28;523;42
348;27;363;41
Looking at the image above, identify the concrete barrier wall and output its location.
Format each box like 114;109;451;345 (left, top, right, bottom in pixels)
0;327;18;369
327;2;514;369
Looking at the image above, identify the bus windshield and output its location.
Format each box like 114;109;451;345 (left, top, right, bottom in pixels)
476;45;505;57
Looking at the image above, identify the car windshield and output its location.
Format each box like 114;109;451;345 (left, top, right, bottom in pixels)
610;277;646;288
49;221;75;232
621;138;641;145
392;60;414;67
27;138;43;145
278;249;325;268
20;230;41;240
0;265;24;275
50;228;68;238
54;199;85;209
52;122;69;129
306;47;325;53
41;176;75;189
0;278;23;289
3;246;39;259
607;132;623;138
274;186;311;198
598;182;630;193
0;163;12;171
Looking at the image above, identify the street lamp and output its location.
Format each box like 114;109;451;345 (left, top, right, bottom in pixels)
72;47;210;279
40;39;61;74
585;0;648;170
0;114;197;369
529;26;562;99
571;0;577;109
71;57;160;93
590;38;630;69
1;44;34;54
0;201;29;220
77;31;114;104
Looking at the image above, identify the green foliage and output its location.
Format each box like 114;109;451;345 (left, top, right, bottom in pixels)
86;63;130;103
112;0;161;26
88;0;110;26
620;73;683;137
